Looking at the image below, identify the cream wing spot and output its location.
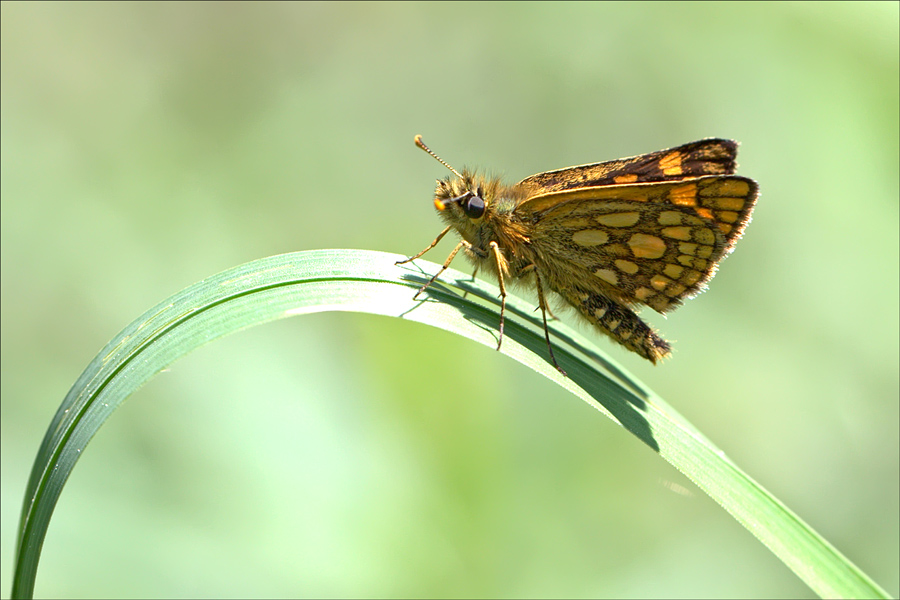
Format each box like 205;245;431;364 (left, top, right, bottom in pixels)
658;211;684;226
615;259;640;274
628;233;666;259
663;264;684;279
634;287;656;301
594;268;619;286
679;242;698;256
650;274;671;291
662;226;693;241
596;212;641;227
572;229;609;246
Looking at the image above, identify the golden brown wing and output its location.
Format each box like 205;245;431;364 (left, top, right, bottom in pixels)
516;139;740;198
519;175;758;313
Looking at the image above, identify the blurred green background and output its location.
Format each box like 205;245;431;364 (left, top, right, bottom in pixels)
2;2;897;598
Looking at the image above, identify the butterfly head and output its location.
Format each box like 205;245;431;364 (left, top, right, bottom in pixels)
415;134;495;228
434;176;485;219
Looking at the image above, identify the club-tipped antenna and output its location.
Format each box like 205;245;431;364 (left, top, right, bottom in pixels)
414;135;464;180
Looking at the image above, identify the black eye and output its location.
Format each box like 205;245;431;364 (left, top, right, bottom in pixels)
464;194;485;219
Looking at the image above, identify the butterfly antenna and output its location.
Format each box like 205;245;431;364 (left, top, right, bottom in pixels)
414;135;464;180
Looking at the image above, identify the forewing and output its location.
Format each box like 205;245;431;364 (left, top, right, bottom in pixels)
517;139;739;198
522;176;758;313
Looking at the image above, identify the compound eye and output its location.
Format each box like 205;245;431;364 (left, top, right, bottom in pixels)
463;194;485;219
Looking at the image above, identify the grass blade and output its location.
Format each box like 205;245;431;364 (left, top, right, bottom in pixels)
11;249;889;599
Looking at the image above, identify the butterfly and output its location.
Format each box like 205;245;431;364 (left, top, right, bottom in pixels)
398;135;758;373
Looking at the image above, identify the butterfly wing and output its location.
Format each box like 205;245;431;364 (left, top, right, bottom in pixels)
517;175;758;314
516;139;740;198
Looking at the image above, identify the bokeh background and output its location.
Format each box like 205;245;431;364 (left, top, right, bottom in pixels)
2;3;897;598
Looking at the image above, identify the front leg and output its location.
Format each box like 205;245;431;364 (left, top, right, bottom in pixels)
396;225;453;265
411;239;469;300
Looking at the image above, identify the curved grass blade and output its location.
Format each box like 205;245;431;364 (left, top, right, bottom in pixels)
12;249;889;599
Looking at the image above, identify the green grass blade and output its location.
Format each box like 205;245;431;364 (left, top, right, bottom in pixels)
11;249;889;599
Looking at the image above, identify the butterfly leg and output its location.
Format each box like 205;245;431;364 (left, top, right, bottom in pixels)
543;302;560;321
395;225;453;265
488;241;508;351
535;272;566;375
515;263;561;323
409;239;466;300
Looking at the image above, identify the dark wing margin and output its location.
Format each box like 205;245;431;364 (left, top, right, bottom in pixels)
517;139;740;197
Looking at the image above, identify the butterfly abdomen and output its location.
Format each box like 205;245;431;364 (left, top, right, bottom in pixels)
561;287;672;364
